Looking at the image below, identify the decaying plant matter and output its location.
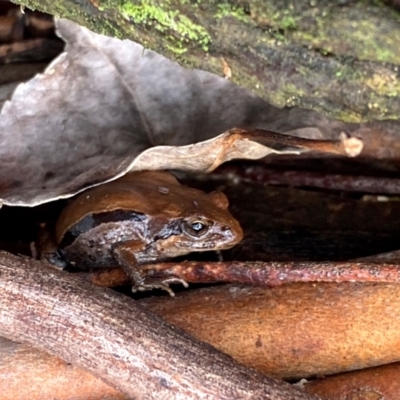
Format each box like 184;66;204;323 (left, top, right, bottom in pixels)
0;251;319;400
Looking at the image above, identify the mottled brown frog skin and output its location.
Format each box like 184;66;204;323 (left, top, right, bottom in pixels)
55;170;243;293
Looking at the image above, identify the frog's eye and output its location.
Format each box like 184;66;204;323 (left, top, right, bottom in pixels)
182;218;210;237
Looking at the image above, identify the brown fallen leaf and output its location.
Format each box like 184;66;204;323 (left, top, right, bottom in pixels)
0;251;318;400
4;279;400;398
304;362;400;400
141;282;400;379
0;337;127;400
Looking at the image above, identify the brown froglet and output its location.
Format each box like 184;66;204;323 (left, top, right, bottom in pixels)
48;170;243;293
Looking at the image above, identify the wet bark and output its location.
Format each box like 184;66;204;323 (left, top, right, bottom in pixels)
11;0;400;123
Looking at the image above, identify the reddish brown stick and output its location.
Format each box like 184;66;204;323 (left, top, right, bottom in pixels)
0;251;318;400
146;261;400;286
84;261;400;289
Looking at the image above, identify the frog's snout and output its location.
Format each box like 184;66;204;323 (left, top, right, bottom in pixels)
221;221;243;247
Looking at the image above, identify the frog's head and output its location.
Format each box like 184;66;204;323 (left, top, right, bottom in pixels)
154;190;243;258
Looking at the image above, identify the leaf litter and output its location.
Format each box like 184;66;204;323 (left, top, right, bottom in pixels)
0;19;366;207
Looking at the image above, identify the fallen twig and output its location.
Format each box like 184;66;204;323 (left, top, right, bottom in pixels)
82;260;400;289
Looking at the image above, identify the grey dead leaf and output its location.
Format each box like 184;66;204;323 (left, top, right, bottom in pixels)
0;19;361;207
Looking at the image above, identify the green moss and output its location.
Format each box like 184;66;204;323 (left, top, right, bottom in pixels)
214;3;250;23
363;71;400;97
15;0;400;123
90;17;124;38
117;0;211;52
165;37;187;54
279;16;297;31
272;10;298;32
290;7;400;65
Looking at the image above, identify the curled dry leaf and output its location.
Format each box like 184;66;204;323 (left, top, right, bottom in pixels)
133;128;362;174
0;19;274;206
0;19;362;207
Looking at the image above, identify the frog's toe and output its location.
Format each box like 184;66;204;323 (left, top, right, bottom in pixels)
161;277;189;289
131;282;175;296
131;277;189;297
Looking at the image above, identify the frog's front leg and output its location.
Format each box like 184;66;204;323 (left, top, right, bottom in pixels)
112;241;188;296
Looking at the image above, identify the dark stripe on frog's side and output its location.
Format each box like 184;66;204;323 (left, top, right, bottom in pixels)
59;210;146;249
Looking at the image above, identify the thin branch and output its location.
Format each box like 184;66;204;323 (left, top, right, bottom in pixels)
82;260;400;289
